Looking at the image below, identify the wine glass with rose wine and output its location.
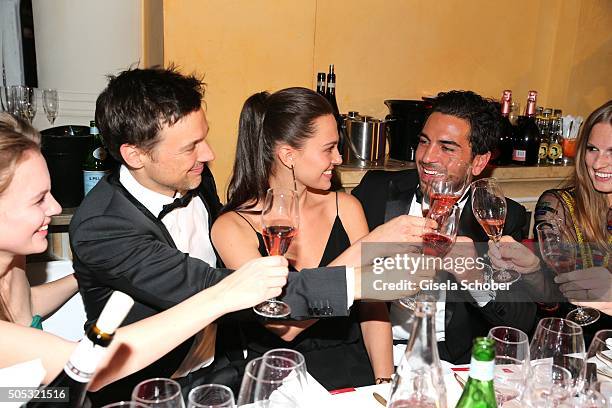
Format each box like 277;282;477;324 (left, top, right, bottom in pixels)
471;178;521;284
253;188;299;318
536;220;600;326
399;205;460;311
421;159;471;218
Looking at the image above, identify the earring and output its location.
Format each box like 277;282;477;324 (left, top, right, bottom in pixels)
291;164;297;191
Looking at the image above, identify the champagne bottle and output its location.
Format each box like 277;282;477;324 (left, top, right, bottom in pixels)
455;337;497;408
83;120;112;196
388;298;447;408
27;291;134;408
537;108;551;165
496;90;514;165
512;91;539;166
316;72;326;96
325;64;340;116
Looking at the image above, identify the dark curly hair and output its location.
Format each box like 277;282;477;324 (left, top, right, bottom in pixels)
429;90;500;157
95;66;205;165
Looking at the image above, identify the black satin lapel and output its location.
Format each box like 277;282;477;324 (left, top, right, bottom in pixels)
384;180;416;222
442;271;456;327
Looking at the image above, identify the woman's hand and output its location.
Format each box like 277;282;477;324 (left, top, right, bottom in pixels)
365;215;437;244
216;256;289;312
488;236;540;274
555;266;612;307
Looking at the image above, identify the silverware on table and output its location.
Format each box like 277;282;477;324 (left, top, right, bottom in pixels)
373;391;387;406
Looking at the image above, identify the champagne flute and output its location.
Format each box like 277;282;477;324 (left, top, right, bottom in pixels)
187;384;235;408
536;220;601;326
236;356;304;407
529;317;586;395
42;88;59;125
253;188;299;318
132;378;185;408
471;178;521;284
487;326;530;404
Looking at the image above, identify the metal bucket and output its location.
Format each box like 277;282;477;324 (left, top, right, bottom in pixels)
342;113;388;167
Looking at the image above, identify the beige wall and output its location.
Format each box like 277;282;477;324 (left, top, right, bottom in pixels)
163;0;612;199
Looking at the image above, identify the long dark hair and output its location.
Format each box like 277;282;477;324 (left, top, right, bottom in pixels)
568;99;612;249
223;87;333;213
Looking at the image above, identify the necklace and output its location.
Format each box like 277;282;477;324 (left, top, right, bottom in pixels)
560;190;611;268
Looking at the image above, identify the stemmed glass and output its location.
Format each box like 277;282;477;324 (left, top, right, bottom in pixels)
13;85;36;124
586;330;612;384
487;326;530;404
529;317;586;396
262;349;308;388
42;88;59;125
253;188;299;318
237;355;305;407
471;178;521;284
132;378;185;408
187;384;235;408
420;159;471;218
536;220;601;326
399;206;460;311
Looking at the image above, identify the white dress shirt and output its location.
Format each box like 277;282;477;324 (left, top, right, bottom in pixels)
119;165;216;377
390;186;495;343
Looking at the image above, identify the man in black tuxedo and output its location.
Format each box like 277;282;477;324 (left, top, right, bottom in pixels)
352;90;537;364
70;68;432;403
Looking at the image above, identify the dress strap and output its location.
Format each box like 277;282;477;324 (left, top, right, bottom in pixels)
234;211;258;234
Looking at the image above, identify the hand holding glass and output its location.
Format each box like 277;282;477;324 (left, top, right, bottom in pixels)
254;188;299;318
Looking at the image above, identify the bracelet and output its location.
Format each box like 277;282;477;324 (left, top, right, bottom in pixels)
375;377;392;384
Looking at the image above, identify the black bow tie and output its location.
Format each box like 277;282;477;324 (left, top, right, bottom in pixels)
158;191;195;220
415;187;424;204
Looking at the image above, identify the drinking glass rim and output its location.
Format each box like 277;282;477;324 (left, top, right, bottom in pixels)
262;348;306;366
536;317;583;336
488;326;529;344
470;177;499;188
188;383;234;407
243;356;301;384
131;377;182;404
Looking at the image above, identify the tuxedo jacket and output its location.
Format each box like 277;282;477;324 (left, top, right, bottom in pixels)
69;167;349;401
352;169;537;363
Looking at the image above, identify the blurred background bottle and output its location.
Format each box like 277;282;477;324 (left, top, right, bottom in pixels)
495;90;514;165
513;91;540;166
325;64;340;116
83;120;112;196
316;72;326;96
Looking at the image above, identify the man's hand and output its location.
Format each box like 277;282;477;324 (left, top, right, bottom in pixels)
442;236;481;281
217;256;289;312
555;266;612;305
488;236;540;275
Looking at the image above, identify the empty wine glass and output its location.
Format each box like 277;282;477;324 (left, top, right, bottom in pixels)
132;378;185;408
471;178;521;284
487;326;530;404
586;330;612;384
253;188;299;318
262;349;307;388
13;85;36;124
236;356;305;407
187;384;235;408
102;403;149;408
523;362;574;407
42;88;59;125
530;317;586;395
536;220;601;326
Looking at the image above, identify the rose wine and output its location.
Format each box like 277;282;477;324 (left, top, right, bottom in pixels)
422;232;453;257
477;218;505;239
262;225;297;256
429;192;460;215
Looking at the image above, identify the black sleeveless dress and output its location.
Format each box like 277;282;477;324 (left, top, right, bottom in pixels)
234;193;375;390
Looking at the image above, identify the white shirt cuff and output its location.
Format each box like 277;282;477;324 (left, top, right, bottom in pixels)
469;289;497;307
346;266;355;308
